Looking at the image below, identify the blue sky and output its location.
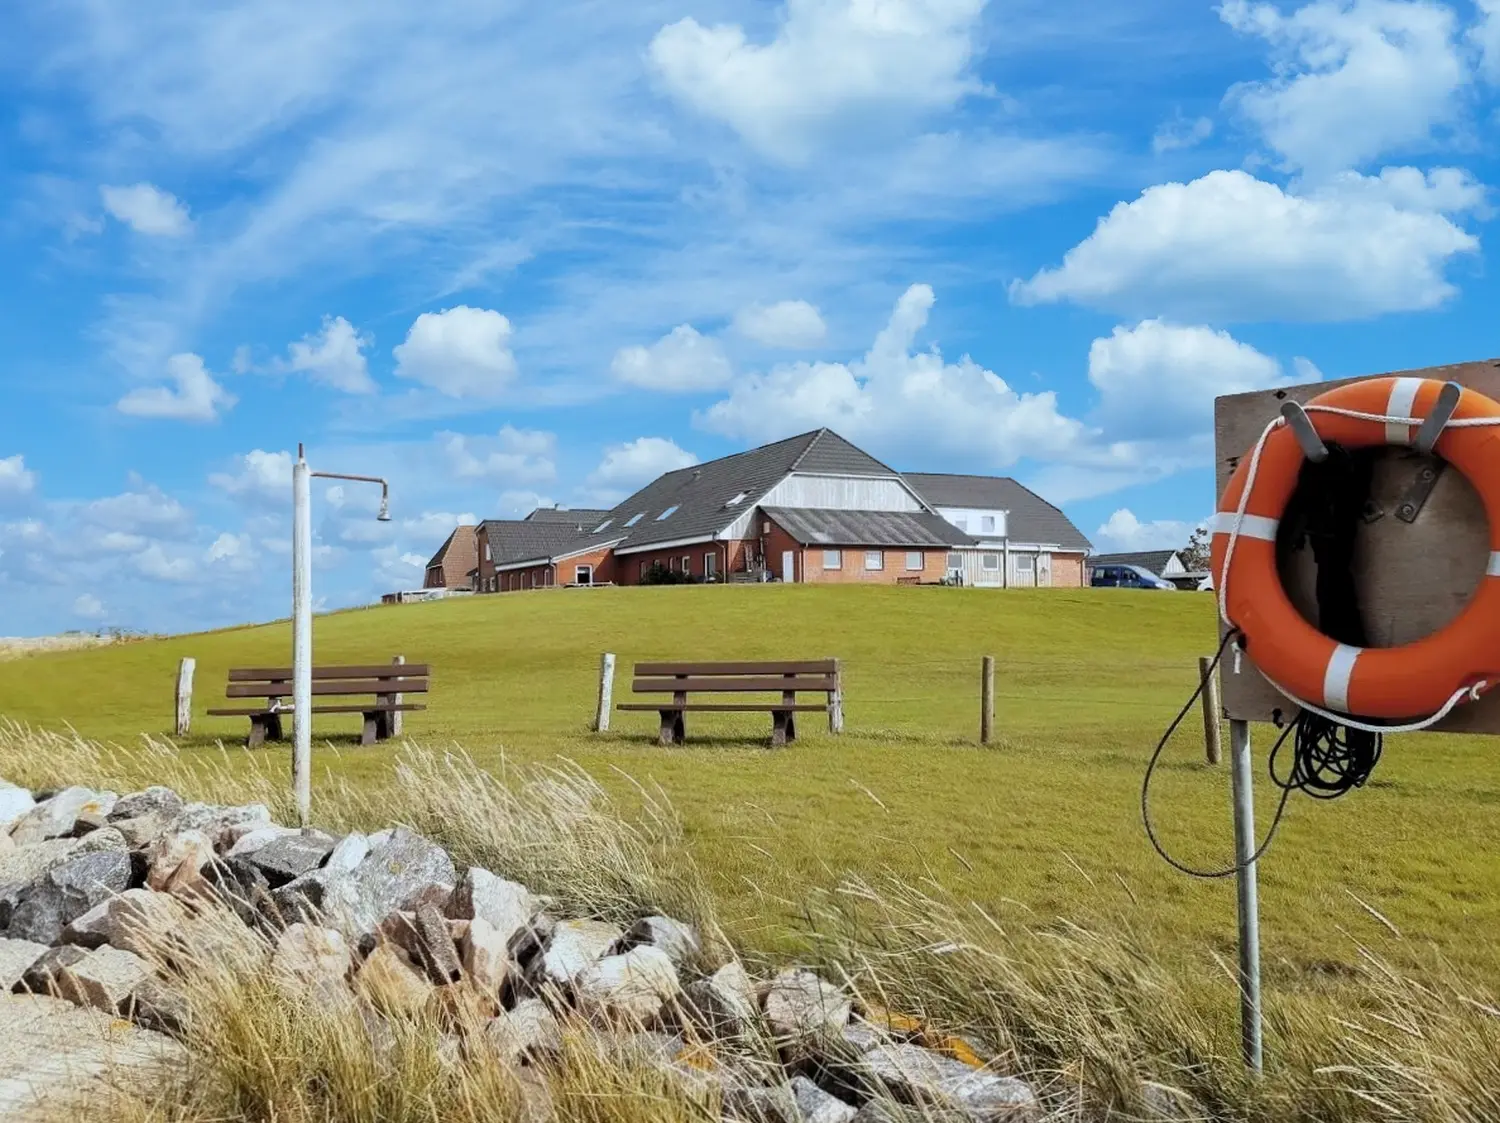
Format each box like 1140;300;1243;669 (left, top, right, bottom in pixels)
2;0;1497;636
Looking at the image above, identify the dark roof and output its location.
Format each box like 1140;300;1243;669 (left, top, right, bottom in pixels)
764;508;976;548
901;473;1092;551
1089;550;1182;576
479;520;602;566
524;507;611;525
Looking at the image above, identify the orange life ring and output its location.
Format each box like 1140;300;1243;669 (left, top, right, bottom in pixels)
1211;376;1500;721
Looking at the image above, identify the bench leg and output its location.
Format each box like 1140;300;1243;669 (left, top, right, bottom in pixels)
246;716;269;750
771;710;789;747
658;710;684;746
786;711;797;744
266;713;284;742
361;713;380;746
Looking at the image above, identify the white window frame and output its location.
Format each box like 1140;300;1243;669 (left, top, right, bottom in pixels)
980;515;995;533
906;551;923;571
682;555;692;574
657;505;679;521
483;543;491;561
949;516;967;532
1014;553;1036;572
982;553;1001;571
574;564;593;585
823;549;842;569
704;551;717;576
864;550;884;571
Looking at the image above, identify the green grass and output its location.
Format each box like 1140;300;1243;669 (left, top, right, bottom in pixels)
5;583;1500;1033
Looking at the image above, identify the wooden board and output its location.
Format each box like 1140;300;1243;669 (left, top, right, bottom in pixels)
1214;356;1500;733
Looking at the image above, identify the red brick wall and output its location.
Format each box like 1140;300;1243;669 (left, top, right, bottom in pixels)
616;542;728;584
1050;552;1086;588
763;515;948;584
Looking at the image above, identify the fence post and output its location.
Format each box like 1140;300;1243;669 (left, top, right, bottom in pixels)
981;655;995;744
1229;718;1264;1073
594;652;616;732
1199;655;1222;765
174;657;195;737
390;655;405;738
828;658;844;734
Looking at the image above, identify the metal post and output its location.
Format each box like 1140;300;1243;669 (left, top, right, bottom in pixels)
174;657;195;737
1199;656;1223;765
593;652;615;732
980;655;995;744
1228;718;1263;1073
292;448;313;829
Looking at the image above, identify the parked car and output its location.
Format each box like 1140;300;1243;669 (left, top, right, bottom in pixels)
1197;574;1213;592
1090;563;1176;590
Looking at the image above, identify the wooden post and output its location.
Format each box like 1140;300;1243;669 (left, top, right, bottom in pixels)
981;655;995;744
1199;655;1222;765
594;652;616;732
828;658;844;734
390;655;405;738
174;657;195;737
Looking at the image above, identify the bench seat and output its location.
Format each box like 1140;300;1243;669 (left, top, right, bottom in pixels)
616;703;828;713
617;659;840;746
211;662;429;748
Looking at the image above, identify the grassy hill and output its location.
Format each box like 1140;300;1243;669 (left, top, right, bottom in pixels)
5;582;1500;1020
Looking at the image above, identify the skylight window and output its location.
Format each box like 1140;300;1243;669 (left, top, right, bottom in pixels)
656;505;679;521
624;513;645;527
725;492;748;507
592;519;613;533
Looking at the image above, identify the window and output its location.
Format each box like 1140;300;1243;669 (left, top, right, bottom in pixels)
906;552;923;571
725;491;748;507
1015;554;1035;572
592;519;613;533
946;552;962;570
982;553;1001;570
574;565;593;585
823;549;842;569
656;505;679;521
668;557;678;571
949;516;967;532
624;513;645;527
704;552;717;576
483;543;491;561
980;515;995;533
864;550;884;571
681;555;692;574
639;560;648;579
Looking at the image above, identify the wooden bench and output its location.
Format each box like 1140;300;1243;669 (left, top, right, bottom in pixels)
617;660;840;746
206;663;430;748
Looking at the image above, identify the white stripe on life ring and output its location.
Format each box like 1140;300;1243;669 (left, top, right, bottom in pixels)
1323;644;1361;712
1213;512;1279;541
1386;377;1423;445
1489;551;1500;578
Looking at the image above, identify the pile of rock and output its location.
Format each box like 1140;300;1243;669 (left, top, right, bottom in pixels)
0;778;1040;1122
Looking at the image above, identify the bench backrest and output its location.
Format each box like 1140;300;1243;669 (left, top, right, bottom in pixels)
225;664;430;699
631;660;838;695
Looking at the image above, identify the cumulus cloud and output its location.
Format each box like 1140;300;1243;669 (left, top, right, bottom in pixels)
73;594;106;620
588;438;699;495
100;182;193;236
131;542;198;583
499;490;554;516
0;455;36;499
1093;509;1203;554
80;482;194;538
610;325;733;391
1219;0;1467;178
649;0;987;161
700;283;1088;467
732;300;828;348
209;449;294;505
1151;113;1213;154
440;427;556;485
394;306;517;398
1476;0;1500;81
1009;168;1481;322
1087;320;1293;440
116;353;236;422
283;315;375;394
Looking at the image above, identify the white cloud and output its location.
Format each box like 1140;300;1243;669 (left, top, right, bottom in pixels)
1094;509;1197;553
610;325;733;391
393;306;517;398
588;437;699;492
1475;0;1500;81
1088;320;1292;440
116;352;236;422
209;449;294;505
499;490;553;516
402;511;479;546
98;531;147;553
440;427;556;485
283;315;375;394
131;542;198;583
80;482;193;538
72;594;106;621
1219;0;1467;178
700;283;1088;467
1010;168;1481;322
100;182;193;236
649;0;988;161
1151;113;1213;154
0;455;36;499
732;300;828;348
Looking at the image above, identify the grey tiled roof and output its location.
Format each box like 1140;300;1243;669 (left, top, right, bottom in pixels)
524;507;611;525
1089;550;1182;576
480;520;601;566
901;473;1092;551
763;508;977;548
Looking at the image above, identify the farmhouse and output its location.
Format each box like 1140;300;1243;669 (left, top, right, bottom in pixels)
422;524;478;590
430;428;1092;592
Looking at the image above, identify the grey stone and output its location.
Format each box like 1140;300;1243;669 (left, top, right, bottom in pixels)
412;901;463;984
129;974;190;1036
763;969;851;1042
1141;1082;1208;1121
57;945;155;1014
858;1044;1038;1122
203;856;278;929
7;850;132;944
574;944;681;1023
224;824;298;859
75;826;129;855
684;960;761;1036
722;1080;800;1123
792;1076;859;1123
325;827;456;942
19;945;89;996
483;997;562;1064
447;866;537;946
62;887;186;956
271;923;352;1000
248;830;336;887
110;786;185;822
9;787;111;846
144;829;216;892
458;916;510;995
0;832;12;856
0;783;36;831
0;936;49;989
850;1100;931;1123
538;918;624;988
621;914;701;967
324;832;370;873
112;812;173;850
169;802;271;845
355;942;433;1017
0;836;82;894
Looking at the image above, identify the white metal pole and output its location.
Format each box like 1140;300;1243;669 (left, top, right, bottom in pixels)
292;448;313;828
1228;718;1264;1073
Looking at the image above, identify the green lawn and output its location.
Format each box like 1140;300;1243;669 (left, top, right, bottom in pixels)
5;583;1499;1006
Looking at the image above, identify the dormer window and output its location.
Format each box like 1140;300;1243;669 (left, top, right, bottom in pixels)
624;513;645;527
656;505;679;521
592;519;613;533
725;492;748;507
